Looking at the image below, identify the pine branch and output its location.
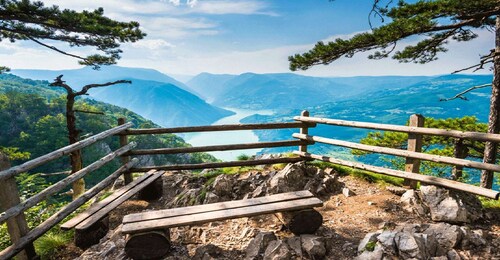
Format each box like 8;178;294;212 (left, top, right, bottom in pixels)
452;49;496;73
439;83;492;101
49;75;74;94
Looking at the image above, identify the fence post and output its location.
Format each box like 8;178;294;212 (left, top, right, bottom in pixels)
452;139;468;180
404;114;424;189
0;153;37;260
118;118;133;184
299;110;310;153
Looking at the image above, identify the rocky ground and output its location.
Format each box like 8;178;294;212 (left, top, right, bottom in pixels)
58;161;500;259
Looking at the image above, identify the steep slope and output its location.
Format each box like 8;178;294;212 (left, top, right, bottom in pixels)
87;79;234;127
11;67;233;127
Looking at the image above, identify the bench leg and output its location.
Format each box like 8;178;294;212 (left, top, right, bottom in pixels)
277;209;323;235
138;177;163;201
74;215;110;249
125;229;171;260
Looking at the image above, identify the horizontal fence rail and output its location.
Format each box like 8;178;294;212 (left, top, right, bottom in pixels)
0;122;133;182
131;157;307;172
127;140;312;156
294;116;500;143
295;151;500;200
293;133;500;173
124;122;315;135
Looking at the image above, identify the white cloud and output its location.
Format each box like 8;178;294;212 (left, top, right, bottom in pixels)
189;0;276;16
131;39;175;50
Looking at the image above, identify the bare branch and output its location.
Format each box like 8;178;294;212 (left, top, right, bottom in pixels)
26;36;88;62
452;49;496;74
76;80;132;96
49;75;74;94
439;83;492;101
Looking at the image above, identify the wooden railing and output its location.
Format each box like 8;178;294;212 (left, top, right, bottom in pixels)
293;114;500;200
3;109;500;259
0;113;315;259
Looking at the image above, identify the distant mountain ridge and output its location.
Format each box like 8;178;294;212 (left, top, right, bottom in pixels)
10;66;233;127
186;72;437;110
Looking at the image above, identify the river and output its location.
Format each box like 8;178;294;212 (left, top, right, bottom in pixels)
183;108;274;161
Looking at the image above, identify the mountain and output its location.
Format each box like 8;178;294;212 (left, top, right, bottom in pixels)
186;72;435;110
87;79;234;127
10;67;233;127
186;72;237;102
0;73;217;186
241;74;493;154
12;66;199;94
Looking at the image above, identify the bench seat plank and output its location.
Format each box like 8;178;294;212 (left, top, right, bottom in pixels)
122;196;323;234
124;190;315;224
75;170;165;230
61;170;158;230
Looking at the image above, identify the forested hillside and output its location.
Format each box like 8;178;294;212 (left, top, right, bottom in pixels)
0;74;216;188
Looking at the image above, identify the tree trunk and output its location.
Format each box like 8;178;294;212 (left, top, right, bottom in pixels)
481;16;500;189
66;93;85;200
452;139;468;181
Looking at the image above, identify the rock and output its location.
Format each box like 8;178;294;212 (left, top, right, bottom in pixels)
300;235;326;259
354;247;384;260
342;187;355;197
394;232;429;259
423;223;463;250
245;232;277;260
252;183;267;198
193;244;223;260
446;249;461;260
285;237;302;258
358;232;381;252
268;162;309;194
203;192;220;204
376;231;397;255
400;190;429;217
419;185;483;223
263;240;291;260
212;174;235;197
386;186;408;196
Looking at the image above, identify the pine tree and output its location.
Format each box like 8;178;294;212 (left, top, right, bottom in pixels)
0;0;145;72
289;0;500;188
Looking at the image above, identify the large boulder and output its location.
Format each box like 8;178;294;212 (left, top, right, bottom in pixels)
419;185;483;223
268;162;309;194
300;235;326;259
263;240;292;260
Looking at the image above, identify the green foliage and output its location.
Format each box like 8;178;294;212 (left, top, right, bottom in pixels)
365;241;377;252
0;0;145;70
34;231;72;259
237;154;251;161
0;146;30;160
289;0;497;70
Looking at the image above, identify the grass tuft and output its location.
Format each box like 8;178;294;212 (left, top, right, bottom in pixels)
35;231;72;259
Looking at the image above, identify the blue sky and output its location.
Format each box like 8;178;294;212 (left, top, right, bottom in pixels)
0;0;493;76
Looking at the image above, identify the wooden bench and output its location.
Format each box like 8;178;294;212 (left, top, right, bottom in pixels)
121;190;323;259
61;170;165;248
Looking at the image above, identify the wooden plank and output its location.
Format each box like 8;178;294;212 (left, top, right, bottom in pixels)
123;190;315;223
0;158;139;260
75;171;165;230
127;140;309;156
295;151;500;199
294;116;500;143
131;157;307;172
124;122;315;135
0;122;133;181
404;114;424;188
61;169;156;230
122;197;323;234
0;154;36;260
0;142;136;225
292;133;500;173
